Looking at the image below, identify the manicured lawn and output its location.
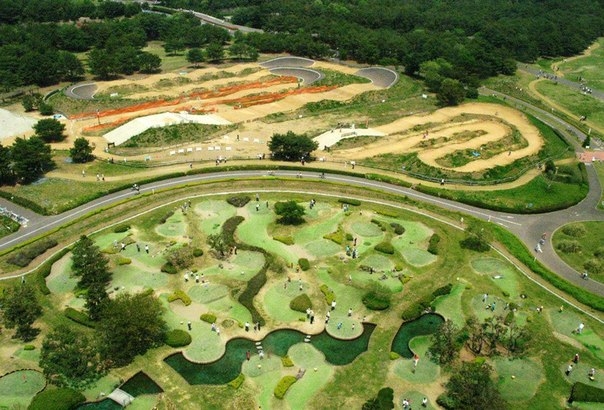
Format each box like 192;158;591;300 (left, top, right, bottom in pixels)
0;370;46;409
493;357;544;402
553;221;604;283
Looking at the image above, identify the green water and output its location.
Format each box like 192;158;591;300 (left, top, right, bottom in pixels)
77;372;162;409
391;313;444;358
165;324;376;385
77;399;122;410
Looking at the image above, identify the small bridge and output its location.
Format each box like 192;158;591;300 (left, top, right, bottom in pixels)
108;388;134;407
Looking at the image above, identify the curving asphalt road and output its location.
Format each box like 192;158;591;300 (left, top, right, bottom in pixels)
0;93;602;299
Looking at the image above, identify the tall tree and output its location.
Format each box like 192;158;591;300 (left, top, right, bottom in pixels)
428;319;463;366
71;235;111;289
205;42;224;62
85;281;109;322
268;131;318;161
33;118;66;143
69;137;94;163
439;361;507;410
437;78;466;106
40;325;103;388
10;137;54;184
97;292;166;367
138;51;161;73
0;144;15;185
274;201;306;225
186;48;204;67
1;282;43;341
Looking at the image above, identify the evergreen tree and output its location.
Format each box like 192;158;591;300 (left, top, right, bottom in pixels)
71;235;111;289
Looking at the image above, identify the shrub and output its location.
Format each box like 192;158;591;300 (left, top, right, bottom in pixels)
389;352;400;360
227;195;251;207
167;290;192;306
562;224;586;238
298;258;310;271
116;256;131;265
594;247;604;259
557;240;582;253
320;284;336;304
24;344;35;351
200;313;217;323
428;233;441;255
432;283;453;298
570;382;604;403
161;262;177;274
289;294;312;313
113;224;130;233
584;259;603;274
324;225;345;244
165;329;192;347
390;222;405;235
228;373;245;389
281;356;294;367
338;198;361;206
345;233;354;241
193;248;204;257
374;242;395;254
7;239;58;267
504;311;515;325
29;388;86;410
371;218;388;231
459;236;490;252
159;210;175;224
273;236;294;245
362;289;391;310
64;307;95;328
274;376;297;399
401;297;432;320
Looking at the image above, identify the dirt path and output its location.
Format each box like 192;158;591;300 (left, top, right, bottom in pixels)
550;40;600;77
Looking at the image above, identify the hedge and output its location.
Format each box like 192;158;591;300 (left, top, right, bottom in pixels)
228;373;245;389
167;290;192;306
165;329;192;347
427;233;441;255
116;256;131;265
389;352;400;360
200;313;217;323
161;262;177;274
24;344;35;351
338;198;361;206
7;239;58;267
273;235;294;245
298;258;310;271
362;290;391;310
320;284;336;304
64;307;95;328
289;293;312;313
33;248;70;295
390;222;405;235
226;195;251;207
193;248;204;257
569;382;604;403
371;219;388;231
29;387;86;410
324;226;345;244
274;376;297;399
113;224;130;233
374;242;395;254
281;356;294;367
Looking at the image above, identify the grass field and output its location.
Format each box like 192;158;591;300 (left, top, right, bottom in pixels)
552;221;604;283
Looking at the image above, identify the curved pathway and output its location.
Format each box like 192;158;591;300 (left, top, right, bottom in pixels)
517;65;604;101
64;82;97;100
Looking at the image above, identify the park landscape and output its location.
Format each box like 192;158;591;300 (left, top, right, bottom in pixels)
0;3;603;410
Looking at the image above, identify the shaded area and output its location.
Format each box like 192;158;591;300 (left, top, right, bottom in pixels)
260;56;315;68
269;68;323;85
391;313;444;358
165;323;376;385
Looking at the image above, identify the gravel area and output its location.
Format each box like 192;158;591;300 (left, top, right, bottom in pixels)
0;108;37;141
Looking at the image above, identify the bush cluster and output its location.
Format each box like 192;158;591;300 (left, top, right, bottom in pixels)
401;284;453;320
362;290;391;310
428;233;441;255
7;239;58;267
193;248;204;257
389;352;400;360
159;210;175;225
200;313;217;323
459;236;490;252
226;195;251;207
338;198;361;206
298;258;310;271
570;382;604;403
64;307;95;328
167;290;192;306
228;374;245;389
273;235;294;245
160;262;177;274
113;224;130;233
324;226;345;244
320;284;336;304
371;219;388;231
116;256;131;265
165;329;192;347
374;242;395;254
289;293;312;313
24;344;35;351
274;376;297;399
557;240;582;253
281;356;294;367
28;388;85;410
33;248;69;295
584;259;603;274
390;222;405;235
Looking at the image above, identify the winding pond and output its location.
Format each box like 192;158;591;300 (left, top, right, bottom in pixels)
165;323;376;385
391;313;444;358
77;372;162;409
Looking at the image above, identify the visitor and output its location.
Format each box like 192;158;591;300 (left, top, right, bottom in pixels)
195;274;200;283
573;353;579;364
337;322;342;330
348;308;353;317
187;321;191;331
245;322;250;332
566;364;574;376
216;327;220;336
145;244;149;254
331;300;337;311
422;397;428;407
588;368;596;381
246;350;250;361
577;322;585;334
211;323;216;332
184;272;189;282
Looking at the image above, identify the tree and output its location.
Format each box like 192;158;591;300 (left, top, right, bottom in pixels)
274;201;306;225
85;281;109;322
88;48;118;80
428;319;463;366
205;42;224;62
1;283;43;341
207;232;229;259
0;144;15;185
10;137;54;184
22;93;43;112
40;325;103;388
138;51;161;73
362;387;395;410
186;48;205;67
437;78;466;106
71;235;111;289
165;246;195;271
69;137;94;163
57;51;84;81
163;38;185;55
268;131;318;161
460;221;492;252
33;118;66;143
438;361;507;410
97;292;166;367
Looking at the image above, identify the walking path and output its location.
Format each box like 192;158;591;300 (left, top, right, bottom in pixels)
0;93;602;299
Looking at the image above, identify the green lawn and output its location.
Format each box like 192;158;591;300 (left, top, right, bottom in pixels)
0;370;46;409
557;38;604;92
553;221;604;283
